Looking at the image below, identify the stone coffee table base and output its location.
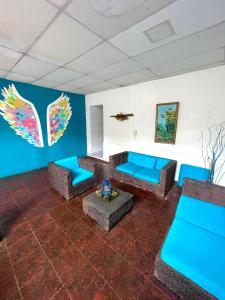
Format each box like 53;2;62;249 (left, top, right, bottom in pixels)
83;188;134;231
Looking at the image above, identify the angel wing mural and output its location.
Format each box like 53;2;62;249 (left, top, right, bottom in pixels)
47;94;72;146
0;84;44;147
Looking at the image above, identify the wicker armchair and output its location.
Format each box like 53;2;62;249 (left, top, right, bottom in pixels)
109;151;177;198
48;157;98;200
154;179;225;300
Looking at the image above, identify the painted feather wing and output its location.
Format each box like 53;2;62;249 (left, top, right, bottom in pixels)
0;84;44;147
47;94;72;146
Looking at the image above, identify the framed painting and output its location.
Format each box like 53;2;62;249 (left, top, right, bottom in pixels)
155;102;179;144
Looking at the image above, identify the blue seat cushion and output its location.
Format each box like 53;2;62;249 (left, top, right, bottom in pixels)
116;162;141;176
72;168;93;186
134;168;160;184
178;164;209;187
55;156;79;171
128;152;156;169
161;218;225;300
155;157;170;171
176;195;225;238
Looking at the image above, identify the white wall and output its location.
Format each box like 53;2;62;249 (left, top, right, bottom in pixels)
86;65;225;185
90;105;103;153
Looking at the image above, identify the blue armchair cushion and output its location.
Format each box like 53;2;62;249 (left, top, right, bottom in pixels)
134;168;160;184
178;164;209;187
55;156;79;171
161;218;225;300
155;158;170;171
72;168;93;186
128;152;156;169
176;195;225;238
116;162;141;176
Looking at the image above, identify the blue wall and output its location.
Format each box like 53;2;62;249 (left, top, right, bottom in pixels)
0;78;87;178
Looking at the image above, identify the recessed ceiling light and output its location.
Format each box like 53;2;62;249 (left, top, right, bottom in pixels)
144;20;175;43
88;0;144;16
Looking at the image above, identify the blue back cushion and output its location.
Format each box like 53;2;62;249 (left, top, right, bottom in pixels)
55;156;79;171
176;195;225;237
128;152;156;169
178;164;209;187
155;158;170;171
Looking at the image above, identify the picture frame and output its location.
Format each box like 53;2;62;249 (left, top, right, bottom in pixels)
154;102;179;144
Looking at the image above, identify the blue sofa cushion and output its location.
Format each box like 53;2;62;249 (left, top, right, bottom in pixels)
116;162;141;176
72;168;93;186
55;156;79;171
161;218;225;300
134;168;160;184
155;158;170;171
128;152;156;169
176;195;225;238
178;164;209;187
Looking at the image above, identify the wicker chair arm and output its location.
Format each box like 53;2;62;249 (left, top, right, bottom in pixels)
183;178;225;207
78;157;95;172
48;162;72;184
109;151;128;168
158;160;177;196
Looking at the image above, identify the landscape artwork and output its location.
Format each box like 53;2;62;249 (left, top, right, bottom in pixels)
155;102;179;144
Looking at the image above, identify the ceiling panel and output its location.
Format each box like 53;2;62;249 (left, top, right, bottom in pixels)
55;84;84;94
65;0;176;39
110;0;225;56
0;0;57;52
152;48;225;76
109;69;157;86
92;59;144;80
0;70;7;78
41;68;83;84
135;22;225;68
29;14;102;66
0;46;22;70
12;55;58;78
48;0;68;8
66;42;128;74
69;76;101;88
6;72;36;83
86;81;117;93
32;79;56;88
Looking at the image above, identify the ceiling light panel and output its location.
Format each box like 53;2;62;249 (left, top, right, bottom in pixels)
29;14;102;66
12;55;58;78
42;68;83;84
144;20;175;43
6;72;36;83
151;48;225;76
92;59;144;80
0;0;57;52
110;0;225;56
66;42;127;74
66;0;176;39
135;22;225;68
0;46;22;70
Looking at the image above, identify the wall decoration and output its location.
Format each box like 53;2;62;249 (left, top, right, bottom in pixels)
0;84;44;147
110;113;134;121
47;94;72;146
155;102;179;144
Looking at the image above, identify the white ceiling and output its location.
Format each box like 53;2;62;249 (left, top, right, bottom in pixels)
0;0;225;95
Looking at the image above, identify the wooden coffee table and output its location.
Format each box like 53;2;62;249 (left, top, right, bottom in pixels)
83;188;133;231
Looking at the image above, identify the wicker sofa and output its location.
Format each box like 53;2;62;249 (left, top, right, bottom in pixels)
154;179;225;299
48;156;98;200
109;151;177;197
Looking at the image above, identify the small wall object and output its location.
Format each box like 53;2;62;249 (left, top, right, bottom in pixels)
155;102;179;144
110;113;134;121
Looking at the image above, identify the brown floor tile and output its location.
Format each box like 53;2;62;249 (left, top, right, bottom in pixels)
20;265;62;300
50;288;71;300
64;221;91;244
35;221;62;244
51;245;88;282
14;249;48;287
6;222;31;247
51;207;78;230
27;212;53;232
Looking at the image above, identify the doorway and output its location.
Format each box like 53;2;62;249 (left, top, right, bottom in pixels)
89;105;104;159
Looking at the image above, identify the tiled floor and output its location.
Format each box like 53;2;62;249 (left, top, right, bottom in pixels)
0;168;181;300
